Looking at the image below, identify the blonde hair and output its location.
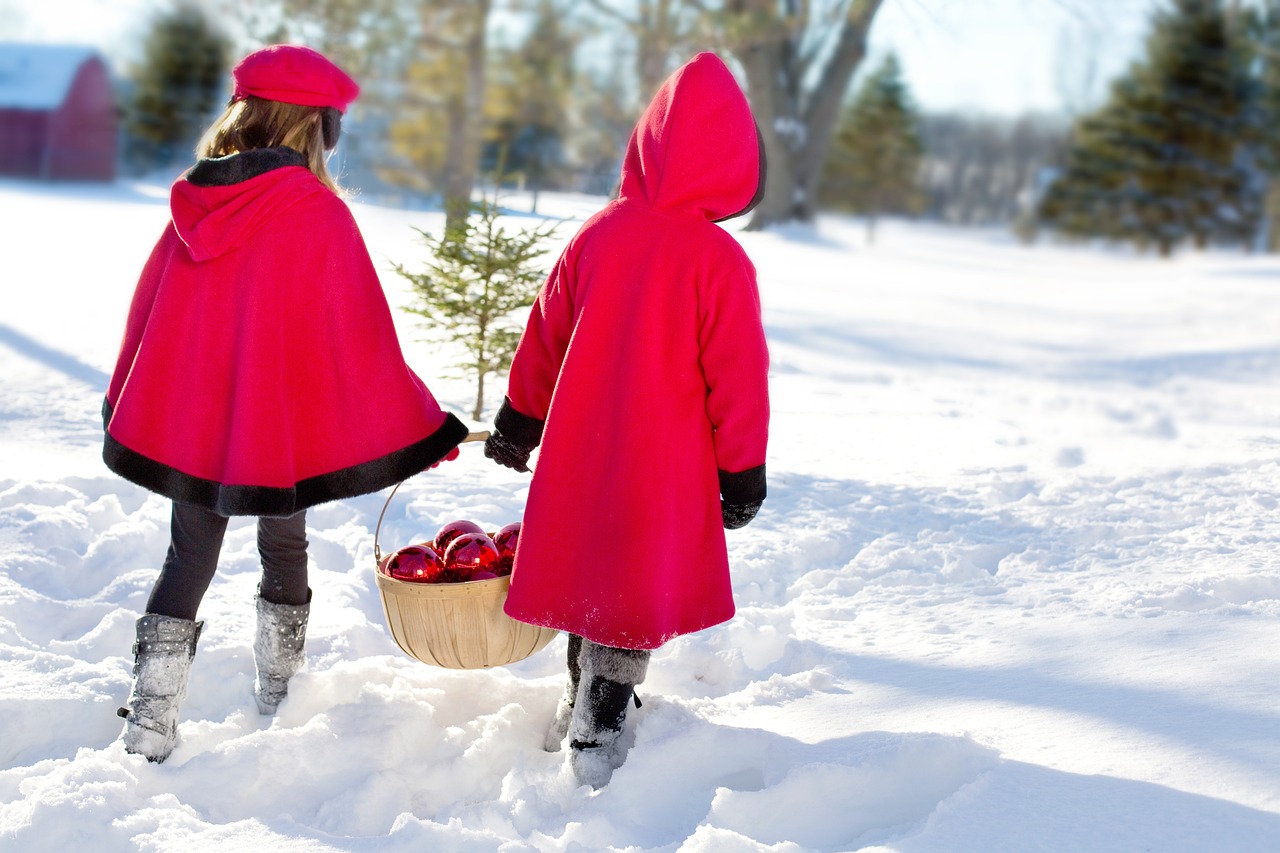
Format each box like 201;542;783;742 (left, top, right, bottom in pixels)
195;96;342;194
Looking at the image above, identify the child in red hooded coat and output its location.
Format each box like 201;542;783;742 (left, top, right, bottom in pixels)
484;52;770;787
104;45;468;763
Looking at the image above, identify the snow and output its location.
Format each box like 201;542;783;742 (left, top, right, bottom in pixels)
0;43;99;110
2;173;1280;852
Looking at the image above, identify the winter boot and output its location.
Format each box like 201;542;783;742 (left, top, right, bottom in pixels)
253;586;311;714
117;613;203;763
545;634;583;752
567;640;649;788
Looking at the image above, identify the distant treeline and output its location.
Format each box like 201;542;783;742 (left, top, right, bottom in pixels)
820;0;1280;256
117;0;1278;255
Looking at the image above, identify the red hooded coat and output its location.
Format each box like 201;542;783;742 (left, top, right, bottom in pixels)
104;148;467;516
499;53;770;649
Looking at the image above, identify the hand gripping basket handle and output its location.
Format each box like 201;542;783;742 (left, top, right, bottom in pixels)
374;430;490;565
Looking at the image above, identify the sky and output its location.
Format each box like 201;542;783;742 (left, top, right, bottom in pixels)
0;0;1161;117
866;0;1161;115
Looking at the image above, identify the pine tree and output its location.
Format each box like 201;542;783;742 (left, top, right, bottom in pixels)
820;54;924;242
127;3;230;167
395;192;561;420
1039;0;1259;256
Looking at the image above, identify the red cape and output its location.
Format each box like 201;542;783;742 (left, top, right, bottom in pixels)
104;148;466;516
501;53;770;649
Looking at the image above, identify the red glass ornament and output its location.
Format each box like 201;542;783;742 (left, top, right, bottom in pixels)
468;570;499;582
434;519;486;553
444;532;499;577
492;522;520;577
384;545;443;582
493;522;521;557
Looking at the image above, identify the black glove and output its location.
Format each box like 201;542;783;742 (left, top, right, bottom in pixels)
484;432;533;473
722;500;762;530
719;465;766;530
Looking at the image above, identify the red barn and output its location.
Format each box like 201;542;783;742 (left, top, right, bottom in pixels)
0;44;117;181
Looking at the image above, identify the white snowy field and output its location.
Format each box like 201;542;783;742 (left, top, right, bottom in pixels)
2;174;1279;853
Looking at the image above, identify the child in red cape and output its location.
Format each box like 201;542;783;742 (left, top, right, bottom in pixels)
105;45;468;763
484;52;770;787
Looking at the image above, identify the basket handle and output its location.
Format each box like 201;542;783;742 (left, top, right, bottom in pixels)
374;430;491;564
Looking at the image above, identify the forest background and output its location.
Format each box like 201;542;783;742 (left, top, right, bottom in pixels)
10;0;1280;256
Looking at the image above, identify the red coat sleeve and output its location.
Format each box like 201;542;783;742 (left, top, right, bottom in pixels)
697;245;770;479
505;250;577;425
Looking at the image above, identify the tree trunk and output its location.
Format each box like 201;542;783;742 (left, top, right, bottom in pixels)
588;0;685;102
637;0;678;99
473;367;485;421
728;0;884;230
1265;180;1280;251
442;0;490;234
734;34;806;227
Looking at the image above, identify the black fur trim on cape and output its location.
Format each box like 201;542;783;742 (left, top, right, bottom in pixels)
718;464;767;505
186;147;308;187
494;397;545;448
102;399;470;517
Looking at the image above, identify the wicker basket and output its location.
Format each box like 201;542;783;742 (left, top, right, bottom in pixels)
372;464;558;669
374;569;556;668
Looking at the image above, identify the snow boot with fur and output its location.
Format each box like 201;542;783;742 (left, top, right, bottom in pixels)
567;640;649;788
545;634;583;752
252;587;311;714
117;613;202;763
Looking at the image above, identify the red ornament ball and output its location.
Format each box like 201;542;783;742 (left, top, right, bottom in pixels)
468;571;499;581
384;545;442;582
444;532;499;577
434;519;486;553
492;522;521;576
493;522;521;557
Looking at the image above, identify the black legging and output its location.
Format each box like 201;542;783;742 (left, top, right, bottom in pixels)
146;502;309;621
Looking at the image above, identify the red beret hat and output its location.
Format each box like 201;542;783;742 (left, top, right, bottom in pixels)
231;45;360;113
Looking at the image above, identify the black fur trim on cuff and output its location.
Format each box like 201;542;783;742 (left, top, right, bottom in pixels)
102;398;469;517
186;147;307;187
719;464;767;505
494;397;544;448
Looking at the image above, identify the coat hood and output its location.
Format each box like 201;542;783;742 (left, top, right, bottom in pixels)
618;52;764;222
170;148;324;262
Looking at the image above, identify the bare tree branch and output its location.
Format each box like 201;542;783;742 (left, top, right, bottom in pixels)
584;0;636;26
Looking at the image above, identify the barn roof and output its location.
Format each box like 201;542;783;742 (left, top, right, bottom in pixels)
0;43;102;111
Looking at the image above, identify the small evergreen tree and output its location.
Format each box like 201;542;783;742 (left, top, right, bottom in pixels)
820;53;925;242
1039;0;1259;256
395;192;561;420
127;3;230;168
